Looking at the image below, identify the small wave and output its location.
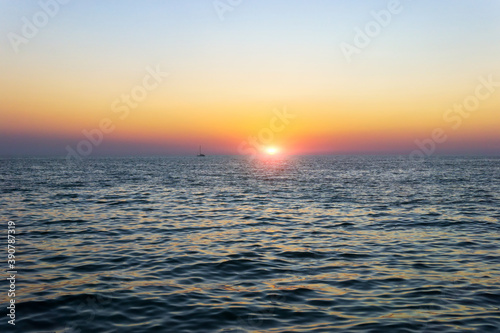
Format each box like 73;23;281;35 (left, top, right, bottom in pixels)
279;251;323;259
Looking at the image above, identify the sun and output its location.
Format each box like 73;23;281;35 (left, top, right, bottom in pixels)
264;146;279;155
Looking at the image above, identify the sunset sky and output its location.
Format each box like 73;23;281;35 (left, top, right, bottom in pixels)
1;0;499;156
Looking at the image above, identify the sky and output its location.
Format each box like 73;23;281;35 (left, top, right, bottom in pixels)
0;0;499;157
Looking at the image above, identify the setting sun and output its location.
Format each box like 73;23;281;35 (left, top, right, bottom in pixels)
264;146;279;155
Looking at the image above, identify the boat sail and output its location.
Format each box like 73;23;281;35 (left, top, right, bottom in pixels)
197;146;205;157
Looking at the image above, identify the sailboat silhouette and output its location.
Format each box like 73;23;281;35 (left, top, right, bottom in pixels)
197;146;205;157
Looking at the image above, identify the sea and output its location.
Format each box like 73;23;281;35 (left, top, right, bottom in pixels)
1;155;499;332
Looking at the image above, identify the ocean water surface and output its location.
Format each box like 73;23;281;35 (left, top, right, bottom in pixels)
1;156;499;332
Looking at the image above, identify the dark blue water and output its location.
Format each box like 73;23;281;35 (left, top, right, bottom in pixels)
1;156;499;332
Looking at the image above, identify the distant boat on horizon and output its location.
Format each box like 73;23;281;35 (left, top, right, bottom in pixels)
197;146;205;157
